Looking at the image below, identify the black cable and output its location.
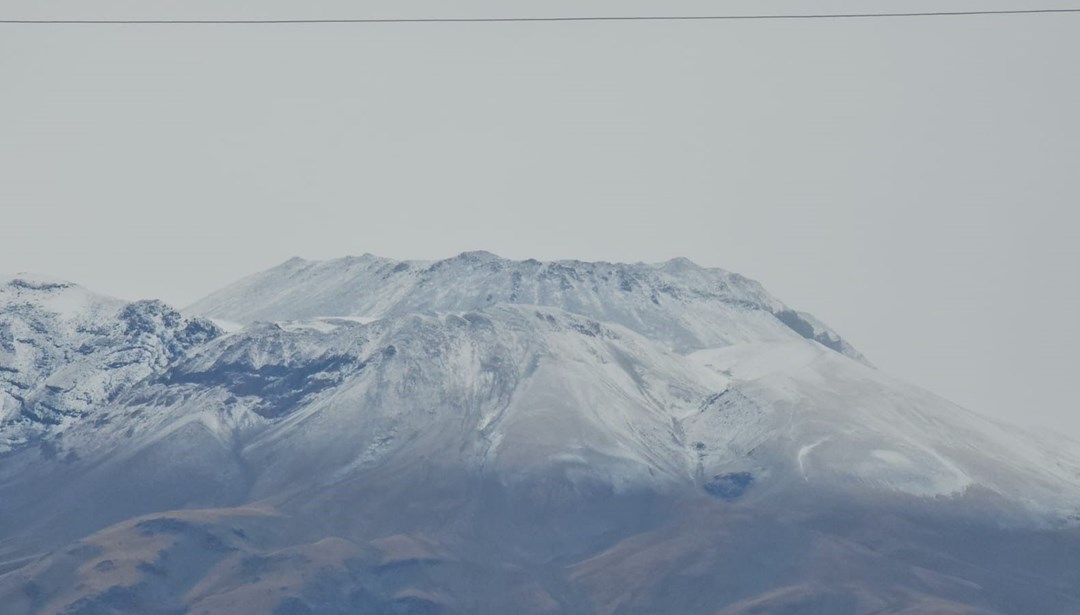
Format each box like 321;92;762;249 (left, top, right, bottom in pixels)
2;8;1080;25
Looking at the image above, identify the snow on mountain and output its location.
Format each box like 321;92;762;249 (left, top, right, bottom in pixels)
187;252;867;362
685;340;1080;512
0;274;222;451
28;302;1080;528
5;259;1077;520
4;258;1080;614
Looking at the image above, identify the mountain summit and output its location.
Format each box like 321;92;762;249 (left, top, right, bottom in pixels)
2;256;1079;614
188;252;866;361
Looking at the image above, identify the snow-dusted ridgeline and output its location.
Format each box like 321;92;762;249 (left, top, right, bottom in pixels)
188;252;866;362
0;274;220;451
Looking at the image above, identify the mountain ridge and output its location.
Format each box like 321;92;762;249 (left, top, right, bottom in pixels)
0;274;221;451
187;252;867;363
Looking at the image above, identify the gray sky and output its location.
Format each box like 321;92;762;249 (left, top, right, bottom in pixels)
2;1;1078;437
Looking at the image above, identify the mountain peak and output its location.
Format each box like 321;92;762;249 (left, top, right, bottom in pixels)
453;249;502;262
658;256;703;271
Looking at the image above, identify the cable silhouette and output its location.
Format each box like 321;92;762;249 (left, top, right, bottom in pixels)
2;8;1080;25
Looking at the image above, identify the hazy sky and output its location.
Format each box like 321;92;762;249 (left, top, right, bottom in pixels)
2;1;1078;437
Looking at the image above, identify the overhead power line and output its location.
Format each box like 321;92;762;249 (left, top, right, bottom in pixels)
2;8;1080;25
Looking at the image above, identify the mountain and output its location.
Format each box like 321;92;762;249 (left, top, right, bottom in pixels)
187;252;867;362
0;274;221;452
1;255;1079;614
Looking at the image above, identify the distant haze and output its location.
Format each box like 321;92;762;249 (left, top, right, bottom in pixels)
2;0;1077;437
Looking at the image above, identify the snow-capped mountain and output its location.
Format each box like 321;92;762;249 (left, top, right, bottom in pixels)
2;254;1080;615
0;275;221;452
